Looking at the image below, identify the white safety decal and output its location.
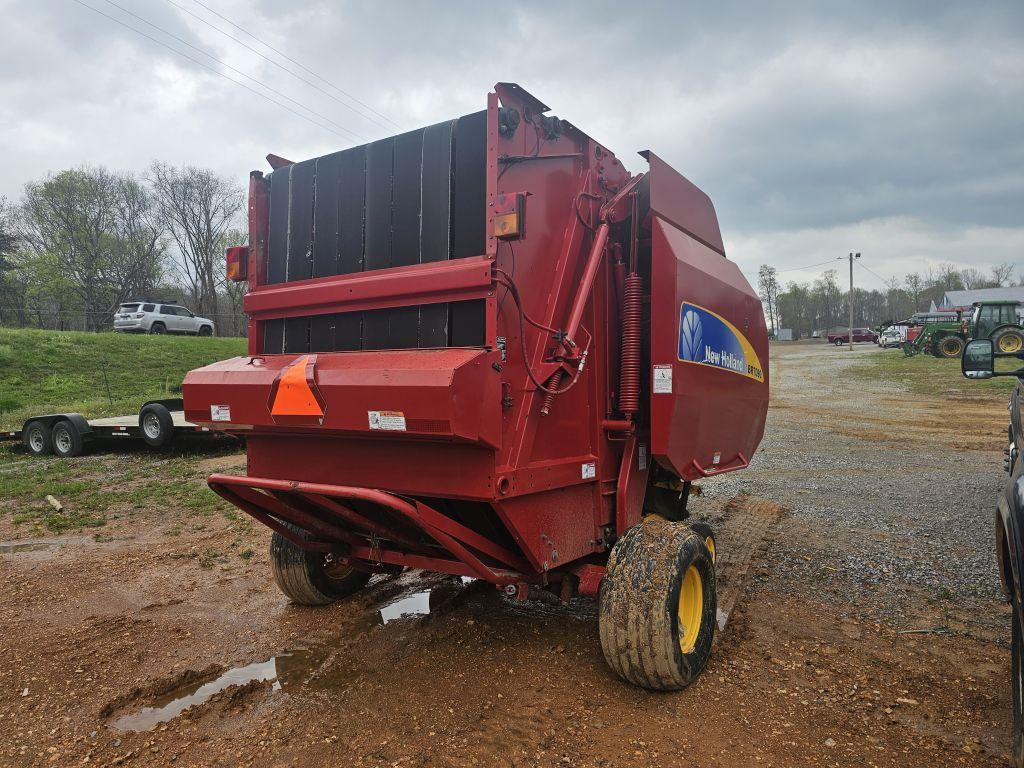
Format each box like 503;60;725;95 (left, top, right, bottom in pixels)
211;405;231;422
638;443;648;471
653;364;673;394
582;462;596;480
368;410;407;431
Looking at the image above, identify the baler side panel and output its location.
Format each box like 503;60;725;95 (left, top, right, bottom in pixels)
649;218;769;479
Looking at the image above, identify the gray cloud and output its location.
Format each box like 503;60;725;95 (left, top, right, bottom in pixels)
0;0;1020;281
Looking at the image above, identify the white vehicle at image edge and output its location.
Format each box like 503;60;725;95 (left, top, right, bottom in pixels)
113;301;215;336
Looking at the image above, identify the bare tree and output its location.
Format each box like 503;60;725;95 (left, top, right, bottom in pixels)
904;273;923;312
150;162;243;320
992;262;1015;287
757;265;780;335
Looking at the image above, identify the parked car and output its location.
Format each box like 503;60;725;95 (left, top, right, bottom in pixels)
878;325;907;348
113;301;215;336
961;339;1024;766
826;328;877;346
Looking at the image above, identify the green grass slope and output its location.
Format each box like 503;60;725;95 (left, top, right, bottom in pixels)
0;328;246;429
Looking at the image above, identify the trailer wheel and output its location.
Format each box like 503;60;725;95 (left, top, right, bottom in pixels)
139;403;175;448
51;420;84;458
23;420;51;456
599;517;716;690
270;522;372;606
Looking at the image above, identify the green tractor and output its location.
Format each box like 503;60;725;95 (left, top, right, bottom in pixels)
902;312;966;358
967;300;1024;353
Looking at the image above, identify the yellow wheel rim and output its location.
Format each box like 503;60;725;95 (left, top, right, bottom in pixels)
705;536;716;563
677;565;703;654
1000;335;1023;353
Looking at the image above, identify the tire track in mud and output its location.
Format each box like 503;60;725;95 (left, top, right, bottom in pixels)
712;495;788;637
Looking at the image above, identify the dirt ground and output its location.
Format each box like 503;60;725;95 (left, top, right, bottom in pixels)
0;343;1015;767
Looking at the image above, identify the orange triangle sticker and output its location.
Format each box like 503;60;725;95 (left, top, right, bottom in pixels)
271;356;323;417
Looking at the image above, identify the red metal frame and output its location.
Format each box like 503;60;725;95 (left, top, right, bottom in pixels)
188;83;770;594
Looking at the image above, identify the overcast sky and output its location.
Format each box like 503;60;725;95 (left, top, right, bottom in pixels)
1;0;1020;289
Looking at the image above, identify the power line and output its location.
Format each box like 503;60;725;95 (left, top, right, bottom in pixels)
99;0;365;142
162;0;393;136
776;258;842;274
71;0;356;142
179;0;404;133
856;259;891;285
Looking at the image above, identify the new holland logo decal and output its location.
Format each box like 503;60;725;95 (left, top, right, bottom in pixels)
678;302;764;382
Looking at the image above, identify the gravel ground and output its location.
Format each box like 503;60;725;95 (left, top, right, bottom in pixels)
701;343;1008;630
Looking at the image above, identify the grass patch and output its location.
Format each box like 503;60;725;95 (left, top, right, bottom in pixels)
850;349;1017;398
0;327;245;430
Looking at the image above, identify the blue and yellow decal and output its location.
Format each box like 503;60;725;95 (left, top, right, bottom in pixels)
677;302;764;382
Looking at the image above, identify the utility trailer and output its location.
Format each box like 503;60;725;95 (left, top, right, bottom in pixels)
185;83;770;690
1;399;219;458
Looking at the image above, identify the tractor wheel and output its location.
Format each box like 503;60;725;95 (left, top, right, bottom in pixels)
599;516;716;691
270;522;371;606
936;335;964;359
686;521;717;563
995;328;1024;355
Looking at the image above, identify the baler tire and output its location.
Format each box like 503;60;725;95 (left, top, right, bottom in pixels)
599;517;716;691
270;522;371;606
686;521;716;563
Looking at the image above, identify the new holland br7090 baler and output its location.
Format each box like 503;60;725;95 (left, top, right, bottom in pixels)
183;83;769;690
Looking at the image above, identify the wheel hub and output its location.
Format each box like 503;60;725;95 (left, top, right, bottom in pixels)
677;564;703;654
55;430;71;454
143;413;161;439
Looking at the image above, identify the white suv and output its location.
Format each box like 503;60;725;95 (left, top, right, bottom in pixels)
113;302;215;336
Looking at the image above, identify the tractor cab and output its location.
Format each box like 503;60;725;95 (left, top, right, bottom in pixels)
970;301;1024;353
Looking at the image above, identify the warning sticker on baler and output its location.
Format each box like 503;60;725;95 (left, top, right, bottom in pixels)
652;365;673;393
368;411;406;431
677;302;764;382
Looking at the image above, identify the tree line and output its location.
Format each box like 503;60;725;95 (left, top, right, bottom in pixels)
758;262;1018;337
0;164;247;335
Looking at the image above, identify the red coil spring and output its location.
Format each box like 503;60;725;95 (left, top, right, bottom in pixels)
619;273;643;416
539;371;562;416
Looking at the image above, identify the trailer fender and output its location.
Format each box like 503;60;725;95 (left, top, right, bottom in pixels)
22;413;93;439
141;397;184;412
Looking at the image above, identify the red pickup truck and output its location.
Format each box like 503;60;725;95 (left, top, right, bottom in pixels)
827;328;877;345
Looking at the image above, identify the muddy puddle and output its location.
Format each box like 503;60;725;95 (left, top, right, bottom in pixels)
110;577;474;732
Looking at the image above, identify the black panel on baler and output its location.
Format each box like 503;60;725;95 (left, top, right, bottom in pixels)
392;130;423;268
337;148;365;275
452;111;486;260
364;138;394;272
260;112;487;354
312;153;340;279
287;160;315;282
284;316;309;354
267;169;289;285
263;318;284;354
